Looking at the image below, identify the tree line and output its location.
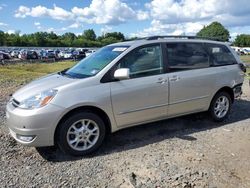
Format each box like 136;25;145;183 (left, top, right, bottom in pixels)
234;34;250;47
196;22;250;47
1;22;250;47
0;29;125;47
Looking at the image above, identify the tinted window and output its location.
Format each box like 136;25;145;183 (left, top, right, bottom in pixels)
204;43;237;66
167;42;209;71
118;44;163;78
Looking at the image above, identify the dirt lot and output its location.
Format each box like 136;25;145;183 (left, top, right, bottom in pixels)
0;64;250;187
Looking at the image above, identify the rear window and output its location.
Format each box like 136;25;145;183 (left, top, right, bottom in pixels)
204;43;237;66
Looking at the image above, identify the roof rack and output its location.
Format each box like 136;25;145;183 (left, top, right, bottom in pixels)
144;35;224;42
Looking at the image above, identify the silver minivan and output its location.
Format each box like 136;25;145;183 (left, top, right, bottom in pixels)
6;37;245;156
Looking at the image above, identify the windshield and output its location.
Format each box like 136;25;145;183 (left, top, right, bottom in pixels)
63;46;128;78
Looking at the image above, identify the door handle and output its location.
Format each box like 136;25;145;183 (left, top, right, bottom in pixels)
169;75;180;82
156;78;166;84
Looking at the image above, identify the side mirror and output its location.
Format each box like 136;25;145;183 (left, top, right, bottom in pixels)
114;68;130;80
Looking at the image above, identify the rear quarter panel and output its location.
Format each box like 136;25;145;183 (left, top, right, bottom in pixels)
207;64;244;103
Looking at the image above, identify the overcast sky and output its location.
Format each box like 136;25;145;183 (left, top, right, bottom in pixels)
0;0;250;39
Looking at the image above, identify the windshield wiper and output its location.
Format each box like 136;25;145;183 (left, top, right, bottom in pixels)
58;68;76;78
58;68;91;79
58;68;69;75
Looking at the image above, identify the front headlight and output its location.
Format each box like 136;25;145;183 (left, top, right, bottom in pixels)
19;89;58;109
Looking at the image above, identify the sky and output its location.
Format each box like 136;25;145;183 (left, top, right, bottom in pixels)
0;0;250;39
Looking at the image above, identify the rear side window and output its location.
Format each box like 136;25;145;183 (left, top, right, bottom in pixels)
204;43;237;66
166;42;209;71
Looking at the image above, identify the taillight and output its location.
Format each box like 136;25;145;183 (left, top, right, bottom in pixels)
239;63;246;73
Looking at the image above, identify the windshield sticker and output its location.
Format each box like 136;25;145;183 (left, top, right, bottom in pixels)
112;47;127;52
212;47;220;53
91;69;99;75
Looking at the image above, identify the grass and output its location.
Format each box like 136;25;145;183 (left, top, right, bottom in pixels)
0;61;76;85
242;56;250;79
0;61;77;100
240;55;250;64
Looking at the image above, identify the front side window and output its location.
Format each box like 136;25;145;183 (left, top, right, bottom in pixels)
118;44;163;78
64;46;128;78
204;43;237;66
167;42;209;71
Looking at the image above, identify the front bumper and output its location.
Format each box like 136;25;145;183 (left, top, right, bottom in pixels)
6;101;65;147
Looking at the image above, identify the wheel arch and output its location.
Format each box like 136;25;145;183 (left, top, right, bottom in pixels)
212;86;234;104
54;105;112;145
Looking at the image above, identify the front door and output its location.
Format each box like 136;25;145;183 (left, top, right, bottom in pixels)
110;44;168;127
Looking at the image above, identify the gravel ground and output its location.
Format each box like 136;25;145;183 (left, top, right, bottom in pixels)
0;81;250;188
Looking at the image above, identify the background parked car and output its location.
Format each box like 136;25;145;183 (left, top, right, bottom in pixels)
26;50;39;60
71;50;86;60
10;50;19;58
0;47;100;62
58;51;65;59
231;46;250;55
76;51;86;60
40;50;47;59
242;49;250;55
18;50;27;59
85;49;96;56
63;51;73;59
0;51;11;60
47;50;57;59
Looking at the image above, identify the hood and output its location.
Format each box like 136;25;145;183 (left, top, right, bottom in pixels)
13;73;77;102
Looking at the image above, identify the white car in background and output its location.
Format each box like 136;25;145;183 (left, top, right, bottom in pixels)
58;51;65;58
63;51;73;59
85;50;96;57
10;50;19;58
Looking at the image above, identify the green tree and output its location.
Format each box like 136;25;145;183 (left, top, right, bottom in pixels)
99;37;120;45
47;32;58;40
102;32;125;41
6;33;20;46
82;29;96;41
62;32;76;41
0;29;127;47
234;34;250;47
61;32;76;46
33;32;46;46
19;34;31;46
0;30;4;46
196;22;230;42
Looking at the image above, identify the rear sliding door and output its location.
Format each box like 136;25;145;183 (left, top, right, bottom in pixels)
166;42;217;117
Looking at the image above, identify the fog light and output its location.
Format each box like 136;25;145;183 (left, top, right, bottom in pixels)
16;134;35;142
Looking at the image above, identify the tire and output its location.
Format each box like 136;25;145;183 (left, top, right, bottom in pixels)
209;92;232;122
56;112;106;156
